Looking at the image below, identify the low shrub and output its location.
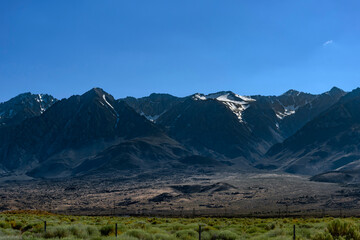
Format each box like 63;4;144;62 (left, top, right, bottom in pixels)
216;230;238;240
175;229;198;240
153;233;176;240
21;224;35;233
86;225;99;236
246;226;266;234
10;221;23;230
328;219;360;239
43;226;70;238
124;229;153;240
69;225;88;238
265;222;276;230
327;219;352;237
313;219;360;240
118;235;139;240
100;224;114;236
266;228;286;238
0;221;11;229
313;232;334;240
165;223;184;232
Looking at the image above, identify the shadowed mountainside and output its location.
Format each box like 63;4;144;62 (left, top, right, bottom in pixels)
0;87;357;181
268;88;360;176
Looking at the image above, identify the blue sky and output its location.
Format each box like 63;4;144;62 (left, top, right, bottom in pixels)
1;0;360;102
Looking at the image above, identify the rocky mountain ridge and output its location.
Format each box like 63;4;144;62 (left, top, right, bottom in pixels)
0;87;355;182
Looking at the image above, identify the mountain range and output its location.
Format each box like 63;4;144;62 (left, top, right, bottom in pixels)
1;86;358;183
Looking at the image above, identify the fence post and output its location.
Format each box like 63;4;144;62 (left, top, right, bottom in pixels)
293;225;296;240
44;221;47;233
115;223;118;237
199;225;201;240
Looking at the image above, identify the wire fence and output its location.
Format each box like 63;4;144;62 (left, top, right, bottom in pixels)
53;206;360;218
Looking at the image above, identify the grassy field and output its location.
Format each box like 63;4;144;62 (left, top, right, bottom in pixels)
0;210;359;239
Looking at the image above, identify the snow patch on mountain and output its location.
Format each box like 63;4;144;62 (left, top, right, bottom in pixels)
140;112;163;122
193;94;207;101
223;101;250;122
102;95;114;110
37;94;46;113
35;94;54;114
102;94;120;128
276;105;298;119
192;92;255;122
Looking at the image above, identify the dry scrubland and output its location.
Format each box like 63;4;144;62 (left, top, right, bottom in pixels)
0;211;359;240
1;172;353;217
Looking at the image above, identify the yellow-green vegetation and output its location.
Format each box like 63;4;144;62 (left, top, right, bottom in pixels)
1;211;360;239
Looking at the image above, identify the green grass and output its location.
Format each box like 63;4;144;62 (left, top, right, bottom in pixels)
0;211;359;239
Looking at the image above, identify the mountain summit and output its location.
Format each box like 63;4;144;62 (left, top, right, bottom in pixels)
0;92;56;127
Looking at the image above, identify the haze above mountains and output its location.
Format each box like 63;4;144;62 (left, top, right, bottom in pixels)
0;87;359;183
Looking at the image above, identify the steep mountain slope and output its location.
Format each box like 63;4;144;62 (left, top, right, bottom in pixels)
156;89;344;162
0;93;56;127
279;87;346;138
122;93;184;122
72;136;190;176
0;88;165;176
157;93;260;160
248;88;345;142
267;88;360;175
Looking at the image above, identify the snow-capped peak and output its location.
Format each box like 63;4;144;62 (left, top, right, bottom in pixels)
192;91;255;122
193;91;255;103
207;92;255;104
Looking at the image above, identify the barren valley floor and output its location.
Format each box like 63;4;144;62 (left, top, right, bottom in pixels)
0;170;357;217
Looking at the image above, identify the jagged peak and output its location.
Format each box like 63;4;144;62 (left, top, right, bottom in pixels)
83;87;107;97
327;86;345;95
282;89;301;96
1;92;56;105
82;88;116;101
79;88;121;117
